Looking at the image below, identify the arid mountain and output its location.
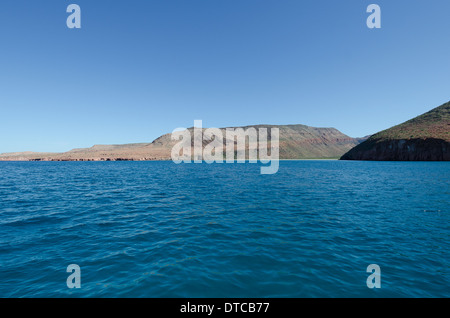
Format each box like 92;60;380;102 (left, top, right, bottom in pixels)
341;101;450;161
0;124;364;161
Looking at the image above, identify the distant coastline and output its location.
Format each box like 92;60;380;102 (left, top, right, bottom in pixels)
0;124;364;162
2;101;449;162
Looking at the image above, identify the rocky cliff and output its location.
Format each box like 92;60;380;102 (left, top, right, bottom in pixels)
341;101;450;161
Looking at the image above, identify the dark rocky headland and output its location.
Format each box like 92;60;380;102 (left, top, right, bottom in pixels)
341;101;450;161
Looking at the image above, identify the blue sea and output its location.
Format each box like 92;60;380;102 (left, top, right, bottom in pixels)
0;160;448;297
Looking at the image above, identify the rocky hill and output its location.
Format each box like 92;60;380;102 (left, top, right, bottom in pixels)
0;124;363;161
341;101;450;161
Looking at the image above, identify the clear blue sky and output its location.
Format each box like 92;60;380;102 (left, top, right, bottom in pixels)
1;0;449;153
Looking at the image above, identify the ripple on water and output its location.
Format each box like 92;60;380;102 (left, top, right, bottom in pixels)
0;161;448;297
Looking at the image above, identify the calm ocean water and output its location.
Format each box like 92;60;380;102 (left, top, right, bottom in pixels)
0;160;448;297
